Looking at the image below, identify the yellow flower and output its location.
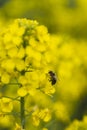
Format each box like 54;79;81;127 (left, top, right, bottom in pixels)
12;36;22;46
25;46;34;57
35;25;49;44
32;108;51;126
29;37;37;48
17;84;37;97
35;25;48;36
3;33;12;43
15;123;24;130
17;47;25;59
15;59;25;71
18;75;28;85
44;51;52;63
25;71;39;82
9;20;25;37
39;108;51;122
1;72;10;84
7;47;18;58
0;49;6;58
32;108;40;126
43;83;56;96
32;116;40;126
17;87;27;97
1;59;15;72
25;71;40;88
0;97;13;112
27;87;37;96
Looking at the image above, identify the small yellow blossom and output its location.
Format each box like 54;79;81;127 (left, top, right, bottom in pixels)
32;116;40;126
0;97;13;112
15;59;25;71
7;47;18;58
18;75;28;85
1;72;10;84
43;83;56;96
17;87;27;97
17;47;25;59
32;108;40;126
39;108;51;122
1;59;15;72
32;108;51;126
15;123;24;130
3;33;12;43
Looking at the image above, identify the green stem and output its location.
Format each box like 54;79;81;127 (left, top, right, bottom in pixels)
20;97;25;129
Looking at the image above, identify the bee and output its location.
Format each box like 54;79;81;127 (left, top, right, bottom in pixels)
48;71;57;85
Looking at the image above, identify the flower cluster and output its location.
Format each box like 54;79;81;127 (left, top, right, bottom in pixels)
32;107;51;126
0;18;56;97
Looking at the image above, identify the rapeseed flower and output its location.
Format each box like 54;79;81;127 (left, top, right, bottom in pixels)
32;107;51;126
0;18;56;98
0;97;13;112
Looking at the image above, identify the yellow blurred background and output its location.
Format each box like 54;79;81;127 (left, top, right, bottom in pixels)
0;0;87;130
0;0;87;38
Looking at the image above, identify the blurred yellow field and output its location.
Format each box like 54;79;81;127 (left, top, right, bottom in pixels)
0;0;87;130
